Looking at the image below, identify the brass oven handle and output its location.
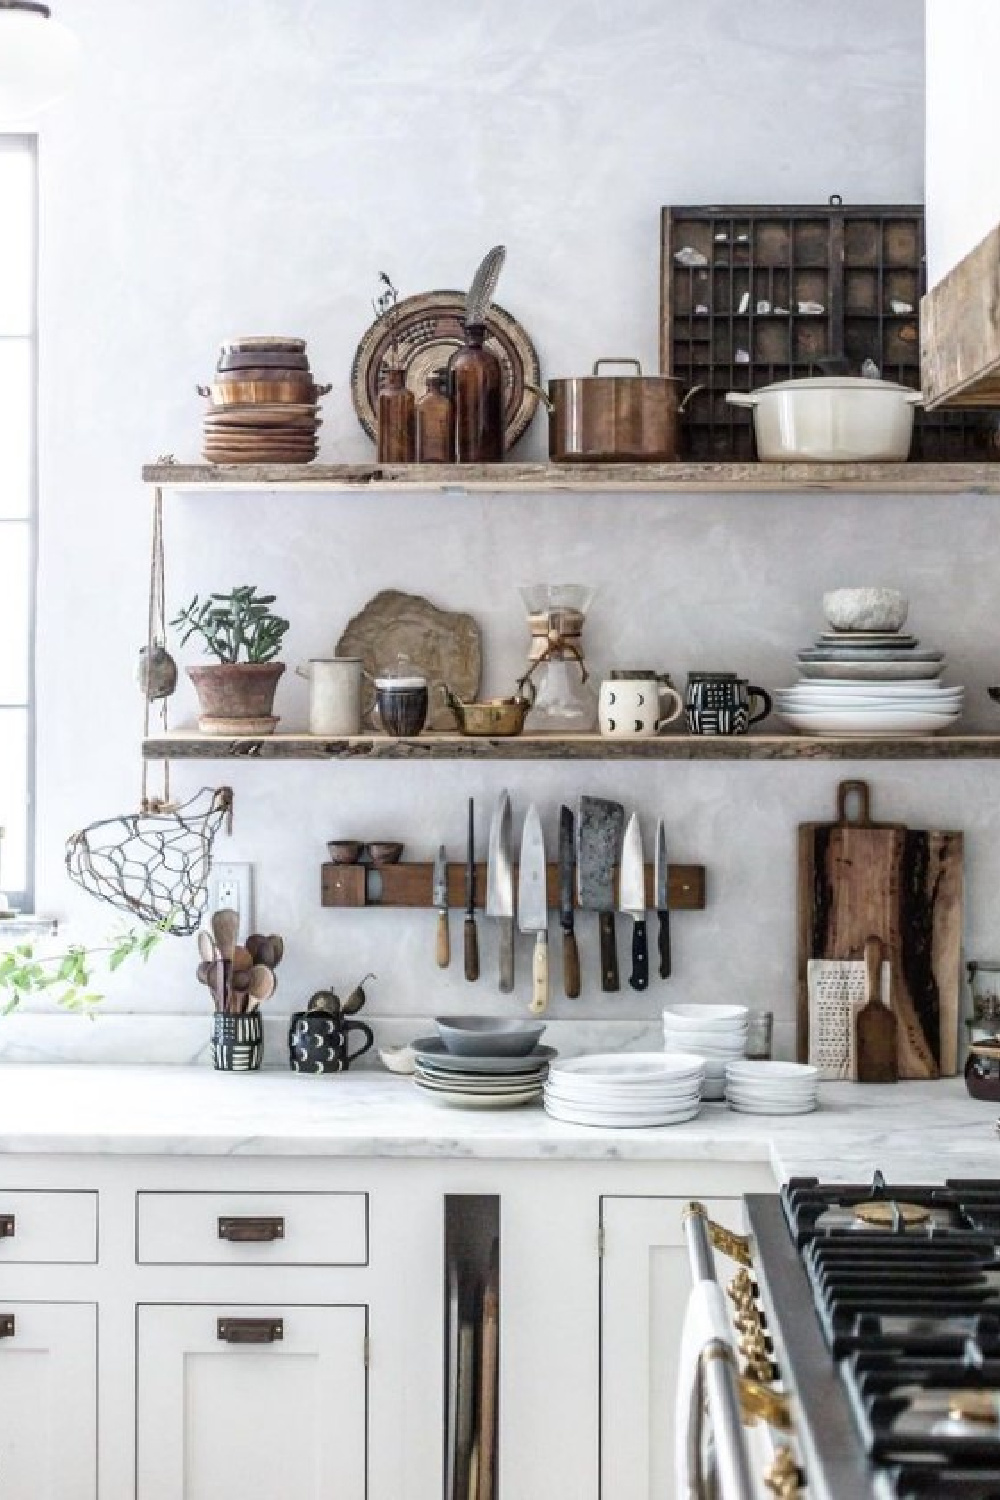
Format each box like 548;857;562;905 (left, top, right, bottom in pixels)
0;1215;15;1239
682;1202;752;1267
0;1314;14;1339
217;1318;283;1344
218;1216;285;1243
764;1445;804;1498
739;1373;792;1431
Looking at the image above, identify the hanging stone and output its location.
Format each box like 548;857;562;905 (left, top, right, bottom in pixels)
137;645;178;700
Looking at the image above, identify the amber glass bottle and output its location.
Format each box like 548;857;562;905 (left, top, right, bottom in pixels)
376;367;415;462
416;368;455;463
449;323;503;462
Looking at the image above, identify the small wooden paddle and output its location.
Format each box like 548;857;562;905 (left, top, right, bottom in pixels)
855;935;898;1084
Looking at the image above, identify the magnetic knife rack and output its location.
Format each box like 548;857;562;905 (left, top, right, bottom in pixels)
321;862;707;911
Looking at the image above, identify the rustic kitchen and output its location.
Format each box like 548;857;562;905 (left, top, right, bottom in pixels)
3;2;1000;1497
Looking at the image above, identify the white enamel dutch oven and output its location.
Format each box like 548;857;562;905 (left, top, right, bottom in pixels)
726;376;923;462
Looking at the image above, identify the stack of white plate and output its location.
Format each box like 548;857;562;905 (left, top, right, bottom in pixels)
778;622;962;736
725;1060;818;1115
411;1037;555;1109
544;1052;705;1128
662;1005;748;1101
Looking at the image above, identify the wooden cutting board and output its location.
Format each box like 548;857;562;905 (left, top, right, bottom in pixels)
797;779;963;1078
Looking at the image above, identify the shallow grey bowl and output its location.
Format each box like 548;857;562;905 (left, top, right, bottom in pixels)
435;1015;547;1058
823;587;908;633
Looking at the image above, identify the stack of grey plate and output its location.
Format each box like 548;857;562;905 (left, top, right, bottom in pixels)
776;587;962;737
411;1018;554;1110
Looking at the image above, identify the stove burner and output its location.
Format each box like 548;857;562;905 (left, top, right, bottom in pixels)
855;1202;933;1229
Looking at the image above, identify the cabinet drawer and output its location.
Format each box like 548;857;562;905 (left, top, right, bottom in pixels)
136;1191;368;1265
0;1191;97;1264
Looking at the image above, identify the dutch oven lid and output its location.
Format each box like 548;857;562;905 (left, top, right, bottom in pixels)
748;375;919;396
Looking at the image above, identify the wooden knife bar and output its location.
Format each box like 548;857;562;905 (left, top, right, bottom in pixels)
321;862;706;911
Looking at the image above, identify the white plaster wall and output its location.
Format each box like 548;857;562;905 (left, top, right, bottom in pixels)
925;0;1000;284
26;0;946;1060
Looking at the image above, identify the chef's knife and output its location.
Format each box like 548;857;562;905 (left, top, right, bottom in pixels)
578;795;625;992
620;812;648;992
486;790;515;993
464;798;479;983
654;817;671;979
433;844;450;969
558;805;581;999
518;803;549;1015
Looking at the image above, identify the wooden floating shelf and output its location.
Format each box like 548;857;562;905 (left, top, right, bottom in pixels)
143;731;1000;762
142;461;1000;494
320;861;706;913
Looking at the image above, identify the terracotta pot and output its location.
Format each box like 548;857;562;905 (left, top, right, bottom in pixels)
187;662;285;735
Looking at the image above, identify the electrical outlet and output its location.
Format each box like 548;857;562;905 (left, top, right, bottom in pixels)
208;862;254;938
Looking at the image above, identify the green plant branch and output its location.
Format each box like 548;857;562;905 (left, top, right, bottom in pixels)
0;923;166;1016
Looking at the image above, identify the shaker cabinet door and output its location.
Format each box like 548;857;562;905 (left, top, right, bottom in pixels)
0;1302;97;1499
136;1303;367;1500
600;1197;743;1500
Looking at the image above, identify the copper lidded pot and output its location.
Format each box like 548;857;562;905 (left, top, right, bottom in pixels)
544;359;701;463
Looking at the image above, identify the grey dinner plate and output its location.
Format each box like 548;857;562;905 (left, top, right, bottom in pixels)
412;1038;557;1074
798;647;943;663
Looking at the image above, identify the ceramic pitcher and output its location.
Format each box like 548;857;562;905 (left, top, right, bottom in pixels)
296;658;362;736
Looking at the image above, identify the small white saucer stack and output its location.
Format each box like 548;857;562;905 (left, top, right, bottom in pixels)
725;1060;818;1115
662;1005;749;1100
543;1053;706;1128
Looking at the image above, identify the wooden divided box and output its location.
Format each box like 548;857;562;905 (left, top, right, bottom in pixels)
660;199;999;461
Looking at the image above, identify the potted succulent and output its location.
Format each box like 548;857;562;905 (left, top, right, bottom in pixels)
172;586;290;734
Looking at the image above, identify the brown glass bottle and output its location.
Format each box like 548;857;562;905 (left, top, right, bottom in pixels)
449;323;503;462
415;367;455;463
376;367;415;462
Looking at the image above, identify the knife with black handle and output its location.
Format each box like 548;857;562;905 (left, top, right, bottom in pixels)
464;798;479;983
558;805;581;998
621;812;648;993
655;817;671;980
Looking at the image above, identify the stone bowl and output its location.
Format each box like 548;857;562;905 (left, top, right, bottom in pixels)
822;587;909;633
435;1016;546;1058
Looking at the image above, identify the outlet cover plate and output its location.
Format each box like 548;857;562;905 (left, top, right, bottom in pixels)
208;862;254;938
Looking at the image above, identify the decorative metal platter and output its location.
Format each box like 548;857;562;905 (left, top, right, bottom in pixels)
350;290;541;450
335;589;482;732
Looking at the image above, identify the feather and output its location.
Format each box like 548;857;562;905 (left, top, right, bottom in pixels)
465;245;506;328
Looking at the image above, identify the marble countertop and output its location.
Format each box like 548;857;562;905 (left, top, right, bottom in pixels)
0;1065;995;1181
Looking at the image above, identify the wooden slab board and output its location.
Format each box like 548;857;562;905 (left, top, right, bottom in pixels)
797;782;962;1077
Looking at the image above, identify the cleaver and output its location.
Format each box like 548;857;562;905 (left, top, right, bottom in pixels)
578;795;624;992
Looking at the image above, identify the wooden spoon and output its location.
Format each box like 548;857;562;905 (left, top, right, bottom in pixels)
197;930;218;964
212;908;239;963
196;960;213;986
232;945;253;973
205;958;227;1013
856;935;898;1084
247;964;276;1007
268;936;284;967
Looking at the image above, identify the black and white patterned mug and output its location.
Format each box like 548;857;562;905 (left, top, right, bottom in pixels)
288;1012;375;1074
684;672;772;735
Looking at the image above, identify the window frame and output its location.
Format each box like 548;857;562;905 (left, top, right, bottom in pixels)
0;133;37;912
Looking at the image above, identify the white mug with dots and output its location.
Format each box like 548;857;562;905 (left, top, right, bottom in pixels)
598;671;683;738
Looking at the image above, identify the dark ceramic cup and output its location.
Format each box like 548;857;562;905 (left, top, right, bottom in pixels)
212;1013;263;1072
288;1012;375;1074
685;672;772;735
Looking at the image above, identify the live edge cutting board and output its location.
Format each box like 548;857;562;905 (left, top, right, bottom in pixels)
797;780;963;1078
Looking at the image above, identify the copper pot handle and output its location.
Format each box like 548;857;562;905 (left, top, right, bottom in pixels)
524;381;554;414
679;384;704;414
592;357;643;376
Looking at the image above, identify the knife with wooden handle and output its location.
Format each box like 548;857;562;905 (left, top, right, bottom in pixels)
486;790;515;993
433;844;450;968
558;805;581;998
463;798;479;982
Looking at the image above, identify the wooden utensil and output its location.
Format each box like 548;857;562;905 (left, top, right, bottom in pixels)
247;964;276;1007
197;930;217;963
232;946;253;973
856;936;898;1083
211;909;239;962
797;779;962;1077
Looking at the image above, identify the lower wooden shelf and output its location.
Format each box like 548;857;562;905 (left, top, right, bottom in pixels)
142;731;1000;762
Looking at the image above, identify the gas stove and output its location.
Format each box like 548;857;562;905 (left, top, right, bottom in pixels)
747;1174;1000;1500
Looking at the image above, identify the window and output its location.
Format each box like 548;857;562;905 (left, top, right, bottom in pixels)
0;136;36;910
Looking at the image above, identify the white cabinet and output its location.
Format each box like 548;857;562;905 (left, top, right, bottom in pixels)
136;1303;367;1500
0;1302;97;1499
600;1196;744;1500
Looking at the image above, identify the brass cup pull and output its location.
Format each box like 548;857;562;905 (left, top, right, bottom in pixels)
217;1317;283;1344
218;1216;285;1243
0;1215;15;1239
0;1314;14;1339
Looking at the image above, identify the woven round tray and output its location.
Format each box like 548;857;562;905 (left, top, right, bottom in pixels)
350;290;541;450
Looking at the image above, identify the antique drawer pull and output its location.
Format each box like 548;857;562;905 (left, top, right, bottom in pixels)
0;1314;15;1339
218;1216;285;1243
217;1317;283;1344
0;1215;15;1239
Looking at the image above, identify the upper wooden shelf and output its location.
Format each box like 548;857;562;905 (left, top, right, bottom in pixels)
143;731;1000;762
142;461;1000;494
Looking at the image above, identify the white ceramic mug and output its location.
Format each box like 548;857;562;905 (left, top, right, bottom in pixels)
296;658;362;736
599;675;683;737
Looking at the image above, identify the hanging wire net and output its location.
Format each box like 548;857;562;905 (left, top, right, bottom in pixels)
65;787;233;936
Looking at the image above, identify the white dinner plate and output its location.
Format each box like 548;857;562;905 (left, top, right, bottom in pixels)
549;1052;705;1082
726;1099;817;1116
543;1101;701;1128
780;709;959;735
726;1061;818;1080
416;1083;543;1109
661;1005;749;1029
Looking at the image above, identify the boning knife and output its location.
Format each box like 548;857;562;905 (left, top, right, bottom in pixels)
464;798;479;982
654;817;671;979
620;812;648;992
433;843;450;969
558;805;581;999
486;790;515;993
518;803;549;1015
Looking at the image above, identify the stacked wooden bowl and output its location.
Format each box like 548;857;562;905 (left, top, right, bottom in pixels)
199;337;329;465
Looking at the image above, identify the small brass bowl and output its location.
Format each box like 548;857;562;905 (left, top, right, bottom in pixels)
453;697;530;737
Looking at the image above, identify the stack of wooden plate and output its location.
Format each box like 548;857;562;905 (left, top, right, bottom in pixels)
199;337;329;465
